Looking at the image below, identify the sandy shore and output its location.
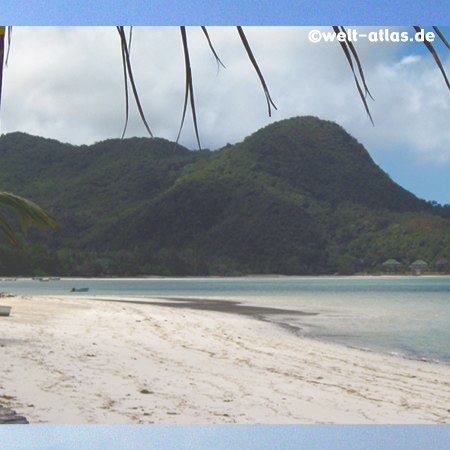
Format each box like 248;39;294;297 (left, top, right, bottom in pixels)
1;294;450;424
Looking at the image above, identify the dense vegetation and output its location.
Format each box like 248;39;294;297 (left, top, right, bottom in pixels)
1;116;449;276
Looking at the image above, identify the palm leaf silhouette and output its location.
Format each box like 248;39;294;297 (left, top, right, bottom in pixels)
0;191;59;244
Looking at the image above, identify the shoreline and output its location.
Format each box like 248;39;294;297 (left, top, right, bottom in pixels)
87;294;450;367
1;294;450;424
2;273;450;282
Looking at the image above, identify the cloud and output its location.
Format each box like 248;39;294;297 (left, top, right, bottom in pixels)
1;26;450;167
361;49;450;164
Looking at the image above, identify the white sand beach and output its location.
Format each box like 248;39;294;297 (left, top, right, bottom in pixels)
1;294;450;424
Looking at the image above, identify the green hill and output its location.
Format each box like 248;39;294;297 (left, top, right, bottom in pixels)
1;116;449;276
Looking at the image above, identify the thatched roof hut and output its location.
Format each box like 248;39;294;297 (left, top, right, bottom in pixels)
410;260;428;275
382;259;403;269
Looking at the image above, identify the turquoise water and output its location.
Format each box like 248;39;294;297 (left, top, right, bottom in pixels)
2;276;449;364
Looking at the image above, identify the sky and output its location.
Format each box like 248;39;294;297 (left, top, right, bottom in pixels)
1;25;450;204
3;0;450;25
0;425;449;449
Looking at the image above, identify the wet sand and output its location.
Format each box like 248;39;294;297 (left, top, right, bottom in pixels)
1;294;450;424
90;296;318;316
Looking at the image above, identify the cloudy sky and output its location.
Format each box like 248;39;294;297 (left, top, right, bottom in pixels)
0;425;449;449
2;26;450;204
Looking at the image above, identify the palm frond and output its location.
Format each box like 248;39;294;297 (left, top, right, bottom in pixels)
433;26;450;51
0;27;5;116
117;26;153;139
176;26;202;150
0;212;16;244
0;191;59;244
118;27;131;139
236;26;277;117
333;26;374;125
5;26;12;66
0;26;12;118
201;26;226;73
415;26;450;91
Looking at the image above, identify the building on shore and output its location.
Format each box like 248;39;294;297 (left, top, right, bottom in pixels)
382;259;403;272
409;259;428;276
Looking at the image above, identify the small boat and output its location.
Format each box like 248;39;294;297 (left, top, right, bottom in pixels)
49;277;61;281
0;305;12;316
70;287;89;292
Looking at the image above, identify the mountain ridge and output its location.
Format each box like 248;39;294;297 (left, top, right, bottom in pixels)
1;116;449;276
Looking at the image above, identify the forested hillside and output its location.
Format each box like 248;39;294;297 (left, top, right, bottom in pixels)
1;116;449;276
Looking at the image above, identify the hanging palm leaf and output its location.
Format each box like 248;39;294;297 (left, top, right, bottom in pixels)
333;26;374;124
0;192;59;244
236;26;277;117
176;26;202;149
415;26;450;90
0;27;6;114
117;26;153;139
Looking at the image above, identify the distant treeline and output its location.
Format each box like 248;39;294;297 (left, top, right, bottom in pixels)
1;238;448;277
